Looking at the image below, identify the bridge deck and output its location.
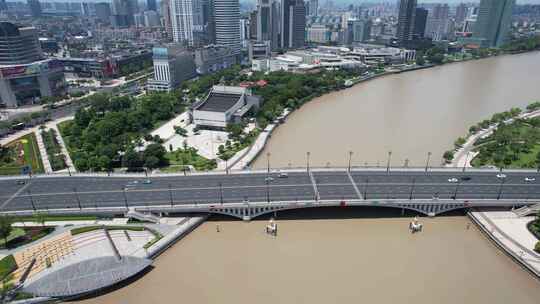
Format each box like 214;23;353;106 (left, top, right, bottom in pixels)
1;169;539;212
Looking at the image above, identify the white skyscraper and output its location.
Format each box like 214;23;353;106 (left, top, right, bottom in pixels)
170;0;194;44
214;0;241;54
170;0;204;45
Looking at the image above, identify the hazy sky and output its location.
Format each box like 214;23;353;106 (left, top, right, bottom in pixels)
240;0;540;5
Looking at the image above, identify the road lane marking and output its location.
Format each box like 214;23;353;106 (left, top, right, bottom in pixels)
0;181;32;210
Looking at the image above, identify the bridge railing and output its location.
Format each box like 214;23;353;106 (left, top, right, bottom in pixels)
1;198;537;217
1;166;538;180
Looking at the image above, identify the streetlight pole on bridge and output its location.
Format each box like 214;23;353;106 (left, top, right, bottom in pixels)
497;178;506;200
219;182;224;205
122;188;129;210
267;152;271;174
386;151;392;173
425;152;432;172
168;184;173;207
348;151;353;172
306;152;311;172
266;179;270;203
73;187;82;210
409;178;416;200
452;181;460;200
462;153;469;172
363;179;369;200
27;190;36;212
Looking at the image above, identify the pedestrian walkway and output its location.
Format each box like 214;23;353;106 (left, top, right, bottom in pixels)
469;210;540;277
35;129;53;174
49;120;75;172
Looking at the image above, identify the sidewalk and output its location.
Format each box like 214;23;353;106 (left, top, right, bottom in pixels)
49;119;75;172
469;210;540;277
35;129;53;174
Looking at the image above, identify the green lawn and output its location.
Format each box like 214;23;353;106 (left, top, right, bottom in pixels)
0;255;17;280
471;144;540;168
13;215;98;223
0;133;44;175
165;148;217;171
0;228;25;248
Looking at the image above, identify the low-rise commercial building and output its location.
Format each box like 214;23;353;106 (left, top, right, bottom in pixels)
248;40;271;61
60;50;151;79
191;85;261;129
350;45;416;65
252;47;365;72
194;45;238;75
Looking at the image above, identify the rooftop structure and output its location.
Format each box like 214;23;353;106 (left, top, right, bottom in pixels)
192;85;261;128
197;92;243;112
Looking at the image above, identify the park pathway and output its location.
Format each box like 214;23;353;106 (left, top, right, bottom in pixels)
35;129;53;174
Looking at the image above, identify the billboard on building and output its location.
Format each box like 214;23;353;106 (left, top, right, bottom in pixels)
0;60;63;78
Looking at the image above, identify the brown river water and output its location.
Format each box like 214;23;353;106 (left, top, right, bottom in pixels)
251;52;540;169
78;215;540;304
77;53;540;303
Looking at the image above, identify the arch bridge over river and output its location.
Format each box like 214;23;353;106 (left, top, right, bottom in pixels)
1;167;539;220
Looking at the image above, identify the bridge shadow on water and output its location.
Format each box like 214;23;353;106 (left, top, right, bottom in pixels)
206;205;468;222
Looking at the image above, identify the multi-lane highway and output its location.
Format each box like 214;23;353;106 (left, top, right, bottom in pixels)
1;169;539;212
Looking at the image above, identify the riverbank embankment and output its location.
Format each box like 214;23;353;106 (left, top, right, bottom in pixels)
469;209;540;279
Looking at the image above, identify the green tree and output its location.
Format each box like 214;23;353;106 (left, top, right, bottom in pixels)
0;216;12;248
74;158;89;171
454;137;466;148
225;123;244;140
98;155;112;172
443;151;454;163
174;126;188;137
123;149;141;170
143;143;168;166
144;156;160;170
